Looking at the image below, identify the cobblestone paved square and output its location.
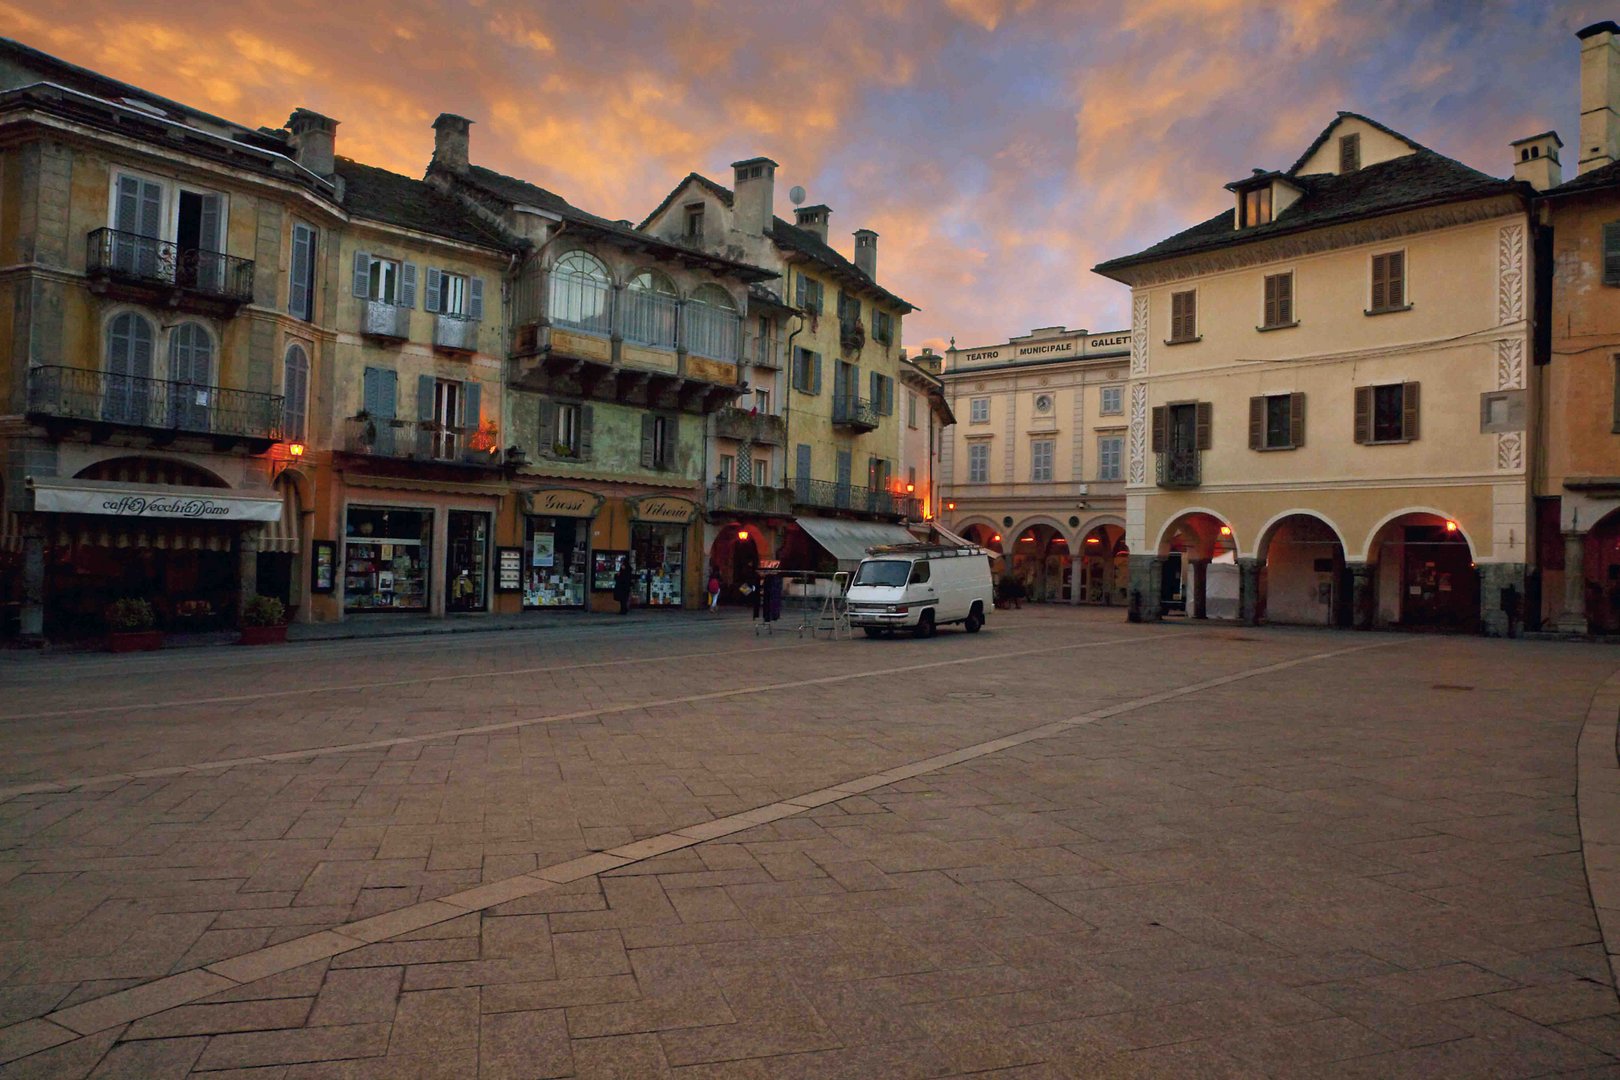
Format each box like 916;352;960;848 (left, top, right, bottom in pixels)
0;608;1618;1077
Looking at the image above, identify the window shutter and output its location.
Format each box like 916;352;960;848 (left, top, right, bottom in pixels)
461;380;480;430
1275;273;1292;324
1386;251;1404;308
400;262;417;308
660;414;678;470
580;404;594;460
1150;405;1166;453
1263;277;1277;328
198;194;222;253
796;443;811;482
289;224;311;319
417;374;436;422
374;367;397;454
885;376;895;414
812;353;822;396
469;277;484;320
352;251;371;298
1353;385;1372;444
136;177;161;238
869;370;879;407
362;366;381;418
1370;256;1387;311
1605;224;1620;286
1289;392;1306;448
1401;381;1420;441
1195;401;1213;450
1339;133;1360;173
640;413;657;468
795;274;806;310
425;268;442;314
536;399;557;458
1248;396;1264;450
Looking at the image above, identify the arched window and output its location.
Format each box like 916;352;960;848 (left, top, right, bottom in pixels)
549;250;611;334
623;269;678;348
686;284;740;363
283;343;310;443
104;312;154;424
168;322;215;430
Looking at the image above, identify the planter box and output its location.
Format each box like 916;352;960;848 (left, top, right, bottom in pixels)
108;629;163;653
238;624;289;646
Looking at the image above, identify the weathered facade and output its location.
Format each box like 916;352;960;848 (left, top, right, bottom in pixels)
1095;112;1536;634
938;326;1131;604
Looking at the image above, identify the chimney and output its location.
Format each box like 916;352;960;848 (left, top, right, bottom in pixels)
853;229;878;279
1579;21;1620;174
731;157;777;237
1512;132;1563;191
433;113;472;173
794;204;830;243
286;108;338;177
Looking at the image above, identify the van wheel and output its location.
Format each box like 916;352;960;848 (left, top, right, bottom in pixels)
964;604;984;633
915;610;936;638
863;627;883;639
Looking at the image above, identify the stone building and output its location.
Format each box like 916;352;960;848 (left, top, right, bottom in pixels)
1095;112;1536;634
937;326;1131;604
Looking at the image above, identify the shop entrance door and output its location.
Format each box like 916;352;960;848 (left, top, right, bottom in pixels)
446;511;489;612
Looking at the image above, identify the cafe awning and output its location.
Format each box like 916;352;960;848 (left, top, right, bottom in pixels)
794;516;916;571
29;478;283;522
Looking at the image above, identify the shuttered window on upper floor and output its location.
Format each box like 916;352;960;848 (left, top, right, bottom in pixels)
1369;251;1406;313
1262;272;1294;329
1604;223;1620;286
1168;290;1198;343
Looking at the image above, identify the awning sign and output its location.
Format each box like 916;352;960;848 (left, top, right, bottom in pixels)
630;495;699;524
29;479;282;522
523;488;605;518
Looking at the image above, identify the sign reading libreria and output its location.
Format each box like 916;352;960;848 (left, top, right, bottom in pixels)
631;495;698;524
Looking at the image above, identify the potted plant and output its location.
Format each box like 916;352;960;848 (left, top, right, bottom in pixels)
239;595;289;645
105;598;161;652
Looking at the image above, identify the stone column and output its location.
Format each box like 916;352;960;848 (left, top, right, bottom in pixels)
1478;562;1527;638
20;529;45;640
1554;531;1590;634
1237;557;1262;626
1348;562;1375;630
1127;553;1162;623
238;530;260;625
1188;558;1209;620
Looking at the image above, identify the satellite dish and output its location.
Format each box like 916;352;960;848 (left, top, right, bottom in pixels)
788;185;806;206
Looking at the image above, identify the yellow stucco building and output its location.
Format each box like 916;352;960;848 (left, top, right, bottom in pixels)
1095;113;1536;634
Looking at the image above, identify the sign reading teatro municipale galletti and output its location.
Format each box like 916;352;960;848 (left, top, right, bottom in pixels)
628;495;699;524
28;478;283;521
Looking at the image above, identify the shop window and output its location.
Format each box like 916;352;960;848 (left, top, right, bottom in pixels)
446;510;489;612
344;506;431;611
525;515;589;607
632;521;687;607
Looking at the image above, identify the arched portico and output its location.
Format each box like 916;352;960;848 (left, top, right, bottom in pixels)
1009;521;1070;602
1256;512;1349;627
708;521;767;604
1365;510;1478;630
1077;519;1129;606
1154;509;1242;621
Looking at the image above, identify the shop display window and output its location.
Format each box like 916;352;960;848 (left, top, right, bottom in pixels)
447;511;489;613
524;515;588;608
632;523;685;607
345;506;431;611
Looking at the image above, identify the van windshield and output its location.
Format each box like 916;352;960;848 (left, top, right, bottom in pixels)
853;560;910;587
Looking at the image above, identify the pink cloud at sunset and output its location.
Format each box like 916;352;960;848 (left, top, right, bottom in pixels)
2;0;1611;350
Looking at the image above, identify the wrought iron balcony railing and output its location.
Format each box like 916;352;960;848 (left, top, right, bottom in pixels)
27;365;283;442
342;416;502;467
1156;448;1202;489
707;482;795;517
831;393;879;432
790;477;919;518
432;312;479;353
86;228;255;304
362;300;411;340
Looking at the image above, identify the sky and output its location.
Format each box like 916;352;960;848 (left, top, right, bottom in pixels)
6;0;1614;350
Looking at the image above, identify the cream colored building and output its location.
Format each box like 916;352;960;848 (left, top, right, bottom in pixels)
938;325;1132;604
1094;113;1535;634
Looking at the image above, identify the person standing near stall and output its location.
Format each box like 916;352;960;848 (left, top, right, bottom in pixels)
614;557;633;616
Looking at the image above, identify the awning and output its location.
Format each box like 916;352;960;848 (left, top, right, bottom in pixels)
794;517;917;570
261;477;303;554
931;522;982;549
29;478;283;522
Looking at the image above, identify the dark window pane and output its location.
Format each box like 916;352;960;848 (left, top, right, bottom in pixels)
1265;395;1292;447
1373;384;1405;442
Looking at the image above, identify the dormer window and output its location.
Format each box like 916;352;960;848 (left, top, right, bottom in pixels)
1339;133;1361;173
1241;186;1272;227
684;203;704;239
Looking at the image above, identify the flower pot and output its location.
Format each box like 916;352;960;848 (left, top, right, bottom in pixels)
108;629;163;653
238;624;289;646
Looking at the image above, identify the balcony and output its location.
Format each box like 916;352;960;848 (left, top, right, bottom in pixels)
713;406;786;446
432;313;479;354
86;228;255;313
362;300;411;341
791;478;920;520
839;318;865;353
832;394;879;433
27;365;282;450
1156;448;1201;489
708;482;795;517
746;333;782;370
341;416;502;468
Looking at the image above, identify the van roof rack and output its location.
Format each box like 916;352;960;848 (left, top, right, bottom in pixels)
864;542;987;557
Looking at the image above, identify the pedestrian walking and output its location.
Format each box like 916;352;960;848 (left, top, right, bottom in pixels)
614;558;633;615
707;571;722;612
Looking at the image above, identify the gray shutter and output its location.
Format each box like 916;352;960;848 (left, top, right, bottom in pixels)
1194;401;1212;451
812;352;822;396
469;277;484;321
400;262;418;308
417;374;436;422
1605;224;1620;286
425;268;442;314
1249;396;1264;450
640;413;656;468
1150;405;1166;452
1353;385;1372;444
462;380;480;429
1289;392;1306;448
198;194;222;252
796;443;811;483
660;414;678;471
580;404;594;460
1402;381;1420;441
352;251;370;298
363;366;382;417
869;370;878;407
290;224;312;318
536;399;557;458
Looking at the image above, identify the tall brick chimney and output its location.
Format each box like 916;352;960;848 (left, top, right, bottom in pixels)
732;157;776;237
433;113;472;173
794;204;830;243
1579;21;1620;175
853;229;878;279
286;109;338;178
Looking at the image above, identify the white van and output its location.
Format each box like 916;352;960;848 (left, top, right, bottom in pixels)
846;544;995;638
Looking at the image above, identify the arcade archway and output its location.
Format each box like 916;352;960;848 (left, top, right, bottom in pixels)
1078;524;1128;605
1157;510;1240;619
1256;513;1347;626
1010;523;1069;602
1366;511;1477;629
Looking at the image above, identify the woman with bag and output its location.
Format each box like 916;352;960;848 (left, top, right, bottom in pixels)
707;571;722;612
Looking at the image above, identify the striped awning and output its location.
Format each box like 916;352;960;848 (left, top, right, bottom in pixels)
260;477;302;554
48;517;235;552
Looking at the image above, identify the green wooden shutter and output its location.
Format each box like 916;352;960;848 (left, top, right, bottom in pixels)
536;399;557;458
400;262;418;308
352;251;370;298
640;413;657;468
811;353;822;396
1248;396;1264;450
461;381;480;429
1353;386;1372;444
580;404;594;460
425;268;442;314
469;277;484;320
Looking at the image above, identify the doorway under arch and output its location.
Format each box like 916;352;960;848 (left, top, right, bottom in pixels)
1011;523;1069;602
1078;524;1129;606
1257;513;1348;626
709;522;766;604
1157;510;1239;619
1367;511;1477;630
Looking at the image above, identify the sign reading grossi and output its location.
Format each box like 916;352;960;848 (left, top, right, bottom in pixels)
630;495;698;524
523;488;604;518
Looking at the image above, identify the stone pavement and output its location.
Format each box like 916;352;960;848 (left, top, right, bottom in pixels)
0;609;1617;1077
